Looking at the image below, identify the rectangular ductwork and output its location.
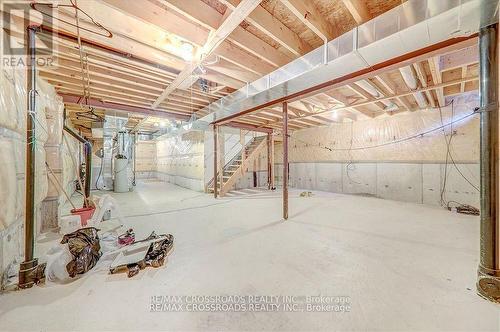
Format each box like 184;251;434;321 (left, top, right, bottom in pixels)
172;0;498;134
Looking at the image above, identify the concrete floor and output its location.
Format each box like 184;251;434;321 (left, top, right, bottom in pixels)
0;180;498;331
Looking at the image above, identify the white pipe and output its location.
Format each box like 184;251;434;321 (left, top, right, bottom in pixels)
399;66;428;108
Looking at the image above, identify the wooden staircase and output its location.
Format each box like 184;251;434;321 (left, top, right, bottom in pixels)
207;136;267;196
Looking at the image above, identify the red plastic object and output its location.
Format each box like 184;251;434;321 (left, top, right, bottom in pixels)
71;207;95;227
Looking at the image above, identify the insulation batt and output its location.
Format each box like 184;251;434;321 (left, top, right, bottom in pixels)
0;66;74;279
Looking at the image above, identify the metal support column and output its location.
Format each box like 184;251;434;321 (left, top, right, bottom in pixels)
283;102;289;220
19;26;45;289
267;133;271;189
270;132;275;189
213;125;218;198
477;23;500;303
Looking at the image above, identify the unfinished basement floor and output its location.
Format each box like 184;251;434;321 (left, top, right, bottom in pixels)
0;181;499;331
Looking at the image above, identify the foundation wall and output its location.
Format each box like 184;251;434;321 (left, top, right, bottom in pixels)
274;95;480;207
271;162;478;207
135;140;157;180
156;131;205;191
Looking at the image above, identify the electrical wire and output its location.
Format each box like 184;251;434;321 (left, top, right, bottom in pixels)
437;100;480;214
283;104;480;212
287;110;478;152
346;121;361;184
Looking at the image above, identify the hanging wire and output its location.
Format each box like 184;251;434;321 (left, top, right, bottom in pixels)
286;110;478;152
31;1;113;38
346;121;361;184
33;0;107;123
282;100;481;213
437;100;480;215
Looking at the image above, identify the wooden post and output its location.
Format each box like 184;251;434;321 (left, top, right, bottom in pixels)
240;129;246;176
283;102;289;220
213;125;218;198
218;127;224;197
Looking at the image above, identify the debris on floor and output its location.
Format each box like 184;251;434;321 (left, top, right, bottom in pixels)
447;202;480;215
300;191;313;197
118;228;135;246
110;232;174;278
60;227;102;278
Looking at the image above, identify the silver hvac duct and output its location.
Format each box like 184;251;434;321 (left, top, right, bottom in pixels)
398;66;428;108
354;80;399;111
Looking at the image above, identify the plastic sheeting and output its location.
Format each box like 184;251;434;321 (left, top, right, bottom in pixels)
0;65;70;277
156;133;205;189
0;67;57;231
135;141;156;174
279;94;480;164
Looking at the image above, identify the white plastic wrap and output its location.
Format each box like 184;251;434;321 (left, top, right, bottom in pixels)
1;65;67;277
281;94;480;163
44;244;72;283
135;141;156;173
0;67;53;231
61;131;78;202
156;134;204;180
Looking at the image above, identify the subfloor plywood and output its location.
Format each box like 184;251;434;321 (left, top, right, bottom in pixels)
0;181;498;331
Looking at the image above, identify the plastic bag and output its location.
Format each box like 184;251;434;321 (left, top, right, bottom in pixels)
45;244;72;283
60;227;101;278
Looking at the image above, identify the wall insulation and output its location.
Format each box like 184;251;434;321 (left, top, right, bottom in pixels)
156;131;205;191
135;140;157;179
0;66;73;281
275;94;480;207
